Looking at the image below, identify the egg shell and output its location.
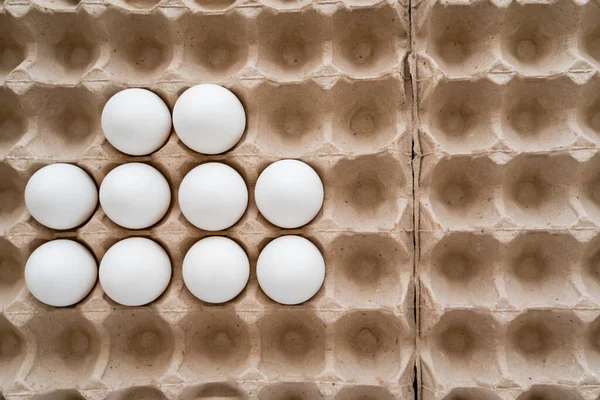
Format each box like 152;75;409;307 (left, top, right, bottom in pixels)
99;237;172;307
178;162;248;231
101;88;172;156
100;163;171;230
183;236;250;304
257;235;325;305
25;163;98;230
172;84;246;155
25;239;98;307
255;159;324;229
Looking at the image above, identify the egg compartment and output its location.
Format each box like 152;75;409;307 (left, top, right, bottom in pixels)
1;305;414;399
419;231;501;309
418;78;502;154
413;0;502;78
257;309;325;377
253;80;330;157
420;154;501;230
325;151;413;232
412;0;583;79
17;7;104;85
177;9;250;82
329;231;413;309
101;8;174;84
503;154;578;227
333;309;414;383
0;11;29;84
501;76;578;152
500;0;579;77
22;309;102;392
256;8;328;82
331;4;408;79
330;76;409;155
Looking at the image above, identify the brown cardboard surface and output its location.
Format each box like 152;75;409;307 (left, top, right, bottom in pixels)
413;1;600;400
6;0;600;399
0;0;414;398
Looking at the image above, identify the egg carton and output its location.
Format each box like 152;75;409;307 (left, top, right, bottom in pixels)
0;0;414;398
413;0;600;400
0;0;409;86
412;0;599;81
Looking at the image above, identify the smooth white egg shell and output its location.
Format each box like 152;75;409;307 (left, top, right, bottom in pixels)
257;235;325;305
25;239;98;307
183;236;250;304
178;162;248;231
99;237;171;306
101;88;172;156
100;163;171;230
255;159;324;229
25;163;98;230
173;84;246;155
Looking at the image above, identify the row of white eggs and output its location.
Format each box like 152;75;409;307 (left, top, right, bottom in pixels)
102;85;246;156
25;159;323;231
26;235;325;307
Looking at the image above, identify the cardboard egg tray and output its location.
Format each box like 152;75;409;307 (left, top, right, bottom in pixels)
6;0;600;398
413;1;600;400
0;0;414;398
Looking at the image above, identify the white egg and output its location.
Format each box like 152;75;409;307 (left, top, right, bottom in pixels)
25;239;97;307
179;163;248;231
25;163;98;230
101;88;172;156
173;84;246;155
255;160;324;229
100;237;171;306
183;236;250;304
100;163;171;229
257;235;325;305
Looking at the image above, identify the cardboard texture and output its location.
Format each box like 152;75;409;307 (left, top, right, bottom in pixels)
0;0;414;399
4;0;600;398
413;1;600;400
